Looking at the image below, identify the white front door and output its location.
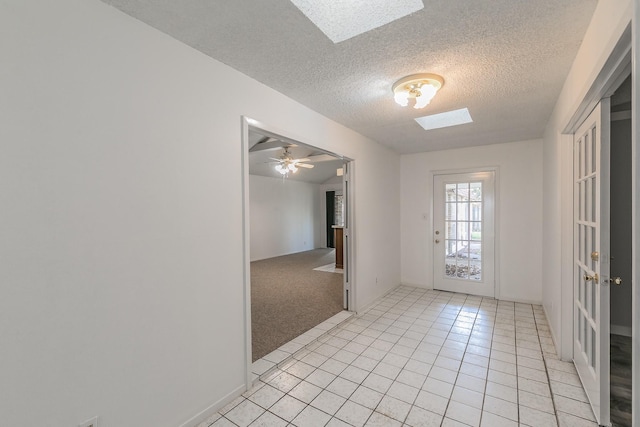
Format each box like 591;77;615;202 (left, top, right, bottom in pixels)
433;171;495;297
573;99;610;426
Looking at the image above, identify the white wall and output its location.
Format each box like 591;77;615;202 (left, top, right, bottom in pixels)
541;0;632;358
0;1;401;426
249;175;322;261
401;139;543;303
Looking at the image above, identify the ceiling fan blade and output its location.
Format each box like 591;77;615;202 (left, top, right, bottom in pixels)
292;158;311;163
297;163;314;169
249;140;297;153
306;154;338;163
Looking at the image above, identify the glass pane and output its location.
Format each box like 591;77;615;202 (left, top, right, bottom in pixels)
470;222;481;241
445;239;457;277
469;241;481;261
584;179;594;221
470;182;482;201
470;203;482;221
578;266;584;306
591;127;597;174
446;221;457;240
458;222;469;240
445;240;457;259
457;202;468;221
584;132;589;179
578;139;583;179
458;183;470;199
446;263;456;277
579;314;584;349
584;225;590;268
456;241;469;260
578;225;583;264
579;181;584;221
587;324;592;367
446;184;457;202
590;327;596;368
585;225;591;271
591;227;596;271
469;242;481;280
456;258;469;279
446;203;456;220
591;176;596;224
591;278;596;322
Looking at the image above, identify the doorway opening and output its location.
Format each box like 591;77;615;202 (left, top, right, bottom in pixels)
241;118;354;383
569;68;633;426
609;74;632;427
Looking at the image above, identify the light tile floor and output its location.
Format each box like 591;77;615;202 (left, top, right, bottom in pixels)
200;286;599;427
313;263;345;274
252;311;355;381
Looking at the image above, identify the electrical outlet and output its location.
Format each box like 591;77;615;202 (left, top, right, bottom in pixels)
78;416;98;427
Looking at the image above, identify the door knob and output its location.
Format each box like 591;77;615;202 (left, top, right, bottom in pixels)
609;277;622;285
583;273;599;283
435;239;440;243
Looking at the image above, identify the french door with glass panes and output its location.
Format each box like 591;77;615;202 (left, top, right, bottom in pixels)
573;99;610;426
433;172;495;297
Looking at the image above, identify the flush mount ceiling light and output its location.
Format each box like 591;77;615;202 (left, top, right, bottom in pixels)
290;0;424;43
392;73;444;109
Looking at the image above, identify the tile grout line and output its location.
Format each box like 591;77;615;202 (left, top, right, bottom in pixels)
253;311;356;383
532;306;563;427
478;295;499;427
208;288;577;427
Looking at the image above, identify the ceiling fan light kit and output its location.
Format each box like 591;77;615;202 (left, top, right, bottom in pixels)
392;73;444;109
274;147;314;177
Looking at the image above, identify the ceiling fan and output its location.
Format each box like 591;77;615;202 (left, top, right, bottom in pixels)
272;147;314;176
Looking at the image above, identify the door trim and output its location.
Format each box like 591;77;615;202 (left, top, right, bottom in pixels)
429;167;500;298
572;99;611;425
559;23;632;363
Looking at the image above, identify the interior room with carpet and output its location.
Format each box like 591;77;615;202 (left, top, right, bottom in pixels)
248;130;349;362
2;1;638;427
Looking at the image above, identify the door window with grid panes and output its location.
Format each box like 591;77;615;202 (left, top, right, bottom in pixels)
433;172;495;297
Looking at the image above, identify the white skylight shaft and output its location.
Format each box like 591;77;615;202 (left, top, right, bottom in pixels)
415;108;474;131
290;0;424;43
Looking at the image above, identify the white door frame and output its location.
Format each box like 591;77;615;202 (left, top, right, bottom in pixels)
430;167;500;298
240;116;355;388
560;26;631;359
432;171;496;297
559;17;638;426
572;99;611;426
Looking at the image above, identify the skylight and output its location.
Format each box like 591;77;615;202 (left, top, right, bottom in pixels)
290;0;424;44
415;108;474;131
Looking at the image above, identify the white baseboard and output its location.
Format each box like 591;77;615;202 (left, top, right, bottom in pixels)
611;324;632;337
399;282;432;290
542;304;568;361
178;384;246;427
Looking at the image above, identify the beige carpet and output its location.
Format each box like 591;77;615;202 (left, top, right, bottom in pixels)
251;248;344;361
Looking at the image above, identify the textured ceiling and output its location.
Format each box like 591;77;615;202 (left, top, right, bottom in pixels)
101;0;598;154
